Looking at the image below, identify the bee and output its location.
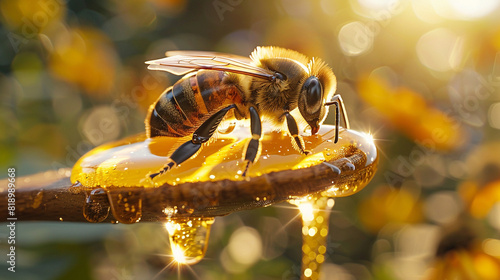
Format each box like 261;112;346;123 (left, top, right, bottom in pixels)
145;46;349;179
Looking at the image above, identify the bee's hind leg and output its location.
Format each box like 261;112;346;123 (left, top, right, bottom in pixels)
242;106;262;177
149;104;236;180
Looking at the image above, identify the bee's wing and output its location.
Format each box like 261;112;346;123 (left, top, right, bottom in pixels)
165;50;254;64
146;51;275;80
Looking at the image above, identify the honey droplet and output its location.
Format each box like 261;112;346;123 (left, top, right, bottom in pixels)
290;196;334;280
165;217;214;265
83;188;110;223
32;191;43;209
106;188;143;224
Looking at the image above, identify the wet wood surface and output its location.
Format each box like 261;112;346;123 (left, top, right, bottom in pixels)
0;147;375;223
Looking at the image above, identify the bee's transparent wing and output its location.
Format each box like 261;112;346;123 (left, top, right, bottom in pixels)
146;51;275;80
165;50;254;64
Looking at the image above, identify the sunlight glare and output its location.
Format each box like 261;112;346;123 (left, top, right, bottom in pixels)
298;201;315;222
433;0;500;20
171;244;188;264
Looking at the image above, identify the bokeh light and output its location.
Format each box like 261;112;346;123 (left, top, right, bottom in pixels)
488;102;500;129
227;226;262;266
338;21;374;56
483;238;500;258
80;106;121;146
416;28;464;72
358;0;398;11
432;0;500;20
424;191;463;225
0;0;66;32
49;27;118;96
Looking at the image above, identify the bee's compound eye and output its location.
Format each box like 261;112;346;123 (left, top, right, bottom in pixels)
303;76;322;107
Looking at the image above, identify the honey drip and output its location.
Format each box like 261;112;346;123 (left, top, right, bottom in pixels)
165;218;214;265
83;188;110;223
291;196;335;280
106;188;143;224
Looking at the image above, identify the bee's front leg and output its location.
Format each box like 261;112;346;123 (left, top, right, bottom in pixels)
285;112;310;155
242;106;261;177
325;94;350;143
149;104;236;179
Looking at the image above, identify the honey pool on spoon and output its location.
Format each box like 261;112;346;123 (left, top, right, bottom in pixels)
71;123;378;267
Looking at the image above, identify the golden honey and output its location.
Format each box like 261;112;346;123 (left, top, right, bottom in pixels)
165;218;214;265
290;196;334;280
71;125;377;192
71;124;378;271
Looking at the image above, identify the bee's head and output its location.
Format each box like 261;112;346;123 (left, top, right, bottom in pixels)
250;47;337;134
298;58;336;135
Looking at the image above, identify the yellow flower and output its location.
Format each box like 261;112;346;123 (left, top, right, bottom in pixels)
49;27;117;96
428;223;500;280
0;0;65;33
358;185;423;233
358;74;466;151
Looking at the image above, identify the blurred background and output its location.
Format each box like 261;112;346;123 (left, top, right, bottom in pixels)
1;0;500;279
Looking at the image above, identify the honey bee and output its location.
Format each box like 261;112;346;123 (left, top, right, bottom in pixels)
145;46;349;179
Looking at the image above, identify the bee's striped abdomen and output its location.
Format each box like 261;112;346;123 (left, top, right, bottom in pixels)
147;70;242;137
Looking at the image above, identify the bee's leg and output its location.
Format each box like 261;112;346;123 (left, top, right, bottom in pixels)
149;104;236;179
242;106;261;177
325;94;350;143
285;112;309;155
